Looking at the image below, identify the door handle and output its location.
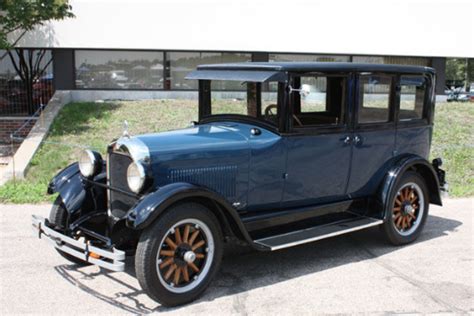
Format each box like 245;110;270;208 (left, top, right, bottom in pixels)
354;135;362;145
341;136;352;145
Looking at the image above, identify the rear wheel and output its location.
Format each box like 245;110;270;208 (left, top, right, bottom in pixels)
48;197;91;266
381;171;429;245
135;202;223;306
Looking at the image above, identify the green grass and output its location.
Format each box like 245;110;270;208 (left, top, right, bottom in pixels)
431;102;474;197
0;100;472;203
0;100;199;203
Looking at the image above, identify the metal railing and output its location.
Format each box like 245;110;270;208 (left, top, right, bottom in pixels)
0;77;54;116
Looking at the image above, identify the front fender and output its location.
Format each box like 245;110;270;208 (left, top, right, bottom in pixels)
48;163;86;215
126;182;255;244
48;163;107;215
377;154;442;220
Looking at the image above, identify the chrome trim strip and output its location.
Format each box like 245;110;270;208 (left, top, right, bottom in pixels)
255;219;383;251
32;215;125;272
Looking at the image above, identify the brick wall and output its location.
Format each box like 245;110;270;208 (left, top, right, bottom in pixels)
0;118;36;144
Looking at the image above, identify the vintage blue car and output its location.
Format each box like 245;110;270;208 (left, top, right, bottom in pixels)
32;62;447;306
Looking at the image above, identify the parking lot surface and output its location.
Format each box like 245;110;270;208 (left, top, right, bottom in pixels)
1;198;473;315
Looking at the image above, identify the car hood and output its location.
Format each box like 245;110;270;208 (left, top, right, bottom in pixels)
135;122;251;155
113;121;260;167
111;121;281;202
129;122;253;187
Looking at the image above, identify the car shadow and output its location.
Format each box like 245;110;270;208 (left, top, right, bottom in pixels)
54;214;462;314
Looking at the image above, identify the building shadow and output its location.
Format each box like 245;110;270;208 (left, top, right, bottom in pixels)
54;214;462;314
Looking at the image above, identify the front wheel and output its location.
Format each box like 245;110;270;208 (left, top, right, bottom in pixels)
381;171;429;245
135;202;223;306
48;197;91;266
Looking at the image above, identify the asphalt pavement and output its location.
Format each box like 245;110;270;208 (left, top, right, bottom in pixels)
1;198;473;315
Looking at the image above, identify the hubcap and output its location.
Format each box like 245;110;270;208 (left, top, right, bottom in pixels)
183;251;196;263
156;218;214;293
392;182;425;236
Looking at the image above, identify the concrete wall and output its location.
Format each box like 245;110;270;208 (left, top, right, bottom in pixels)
68;90;279;102
67;90;446;103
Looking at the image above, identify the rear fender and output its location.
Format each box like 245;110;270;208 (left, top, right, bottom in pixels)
376;154;442;220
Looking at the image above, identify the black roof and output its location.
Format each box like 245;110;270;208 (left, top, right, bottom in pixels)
196;62;435;74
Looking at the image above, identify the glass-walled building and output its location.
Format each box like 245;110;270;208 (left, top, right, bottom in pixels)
1;47;469;97
3;0;471;97
38;49;451;94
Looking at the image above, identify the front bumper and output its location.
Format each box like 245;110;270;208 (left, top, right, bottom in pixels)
31;215;125;272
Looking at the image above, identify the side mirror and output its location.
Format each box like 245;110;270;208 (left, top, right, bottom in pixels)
300;84;311;97
289;84;311;97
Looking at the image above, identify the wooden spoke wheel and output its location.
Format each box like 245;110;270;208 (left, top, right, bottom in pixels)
156;218;214;293
392;182;425;236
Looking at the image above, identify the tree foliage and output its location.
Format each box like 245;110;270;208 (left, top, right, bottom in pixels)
446;58;474;89
468;59;474;87
0;0;73;114
446;59;466;81
0;0;74;49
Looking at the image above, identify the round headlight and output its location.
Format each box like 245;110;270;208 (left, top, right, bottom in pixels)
78;150;101;177
127;161;146;193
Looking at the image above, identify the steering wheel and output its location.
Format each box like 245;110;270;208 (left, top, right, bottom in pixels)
264;104;277;119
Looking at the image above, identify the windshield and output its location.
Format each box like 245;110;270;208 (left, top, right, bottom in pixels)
204;81;283;127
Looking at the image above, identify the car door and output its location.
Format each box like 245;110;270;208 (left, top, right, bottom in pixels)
282;74;353;208
346;73;397;196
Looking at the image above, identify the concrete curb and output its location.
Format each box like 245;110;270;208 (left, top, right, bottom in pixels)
0;91;71;185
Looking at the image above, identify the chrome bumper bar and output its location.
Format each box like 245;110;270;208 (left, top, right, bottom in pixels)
31;215;125;272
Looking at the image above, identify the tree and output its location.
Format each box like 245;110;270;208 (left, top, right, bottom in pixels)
0;0;74;50
445;59;466;81
467;59;474;91
445;58;474;91
0;0;73;114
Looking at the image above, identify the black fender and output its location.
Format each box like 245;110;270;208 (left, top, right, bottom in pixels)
48;163;107;216
47;163;86;215
377;154;442;221
126;182;262;249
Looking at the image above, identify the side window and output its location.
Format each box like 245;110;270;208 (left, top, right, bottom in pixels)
399;76;426;121
293;75;346;127
300;77;329;113
210;81;280;126
358;75;392;124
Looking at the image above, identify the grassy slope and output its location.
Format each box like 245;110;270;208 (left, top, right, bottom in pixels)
0;100;198;203
0;101;472;203
431;102;474;196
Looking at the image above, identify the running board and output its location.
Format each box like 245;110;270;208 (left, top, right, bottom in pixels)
254;217;383;251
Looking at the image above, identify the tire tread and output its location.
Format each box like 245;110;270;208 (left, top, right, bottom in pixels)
135;202;223;306
381;171;429;245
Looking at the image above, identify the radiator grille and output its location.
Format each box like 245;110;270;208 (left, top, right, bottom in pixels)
108;152;137;218
169;166;238;198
